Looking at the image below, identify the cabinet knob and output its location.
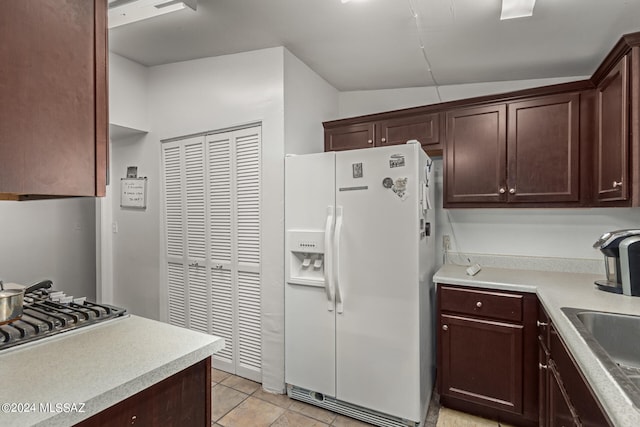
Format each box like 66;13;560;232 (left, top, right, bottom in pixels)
499;187;506;194
381;137;386;143
442;325;448;331
476;301;483;308
613;180;623;188
537;321;548;327
539;363;548;370
509;188;516;194
367;139;373;144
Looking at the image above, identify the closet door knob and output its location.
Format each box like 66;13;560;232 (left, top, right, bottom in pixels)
509;188;516;194
367;139;373;144
613;180;622;188
499;187;506;194
442;325;448;331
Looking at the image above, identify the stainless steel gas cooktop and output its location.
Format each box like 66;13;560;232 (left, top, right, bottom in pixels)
0;286;127;351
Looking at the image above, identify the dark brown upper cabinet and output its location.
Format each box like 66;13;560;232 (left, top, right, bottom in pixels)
445;104;507;204
507;94;580;203
324;111;443;155
0;0;108;200
445;93;581;207
377;113;441;149
594;55;630;204
325;123;375;151
322;30;640;208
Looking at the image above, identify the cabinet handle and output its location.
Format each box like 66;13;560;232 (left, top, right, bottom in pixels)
539;363;548;370
381;137;386;143
509;188;516;194
613;180;623;188
499;187;506;194
442;325;448;331
367;139;373;144
476;301;483;308
537;321;548;327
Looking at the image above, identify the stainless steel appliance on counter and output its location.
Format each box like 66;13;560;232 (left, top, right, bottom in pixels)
0;283;127;351
593;229;640;295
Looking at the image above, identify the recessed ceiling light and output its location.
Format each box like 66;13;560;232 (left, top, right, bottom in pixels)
500;0;536;20
108;0;197;29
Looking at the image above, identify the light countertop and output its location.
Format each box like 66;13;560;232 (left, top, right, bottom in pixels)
0;315;224;427
434;264;640;427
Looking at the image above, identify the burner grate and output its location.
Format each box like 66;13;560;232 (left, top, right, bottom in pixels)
0;289;127;351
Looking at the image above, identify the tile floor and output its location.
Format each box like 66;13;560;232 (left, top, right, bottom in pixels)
211;369;510;427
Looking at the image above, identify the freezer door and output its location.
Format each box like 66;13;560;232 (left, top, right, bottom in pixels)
284;152;336;397
334;144;422;420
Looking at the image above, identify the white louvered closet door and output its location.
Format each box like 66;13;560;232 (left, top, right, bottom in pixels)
206;132;234;370
162;141;187;328
162;126;261;383
162;136;210;334
230;127;261;381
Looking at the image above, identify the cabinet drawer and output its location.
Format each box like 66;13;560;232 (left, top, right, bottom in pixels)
440;285;523;322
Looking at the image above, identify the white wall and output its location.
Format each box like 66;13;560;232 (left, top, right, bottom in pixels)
101;53;151;308
284;50;339;154
0;198;96;298
429;160;640;262
339;76;586;117
338;78;640;263
266;49;339;390
108;53;150;131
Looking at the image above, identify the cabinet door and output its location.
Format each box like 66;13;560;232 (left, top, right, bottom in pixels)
539;344;550;427
550;325;611;427
76;358;211;427
325;123;374;151
595;55;629;202
445;105;507;204
377;113;441;150
548;363;579;427
538;303;551;427
507;93;580;203
440;314;523;414
0;0;107;197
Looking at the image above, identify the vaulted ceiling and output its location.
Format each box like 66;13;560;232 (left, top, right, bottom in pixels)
108;0;640;91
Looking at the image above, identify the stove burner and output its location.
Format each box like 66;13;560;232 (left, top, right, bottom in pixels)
0;288;127;351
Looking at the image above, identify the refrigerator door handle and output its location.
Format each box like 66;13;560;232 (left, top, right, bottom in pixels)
334;206;344;314
324;206;335;311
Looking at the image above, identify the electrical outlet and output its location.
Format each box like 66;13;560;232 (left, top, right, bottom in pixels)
443;235;451;251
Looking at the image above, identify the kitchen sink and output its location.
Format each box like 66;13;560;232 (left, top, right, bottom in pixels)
561;307;640;407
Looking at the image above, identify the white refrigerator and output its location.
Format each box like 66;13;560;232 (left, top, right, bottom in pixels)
285;142;436;427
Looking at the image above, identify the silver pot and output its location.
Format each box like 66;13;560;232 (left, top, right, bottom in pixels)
0;280;53;324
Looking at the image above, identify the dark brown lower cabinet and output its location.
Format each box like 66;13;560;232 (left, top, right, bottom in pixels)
538;304;611;427
437;284;538;426
548;363;578;427
75;357;211;427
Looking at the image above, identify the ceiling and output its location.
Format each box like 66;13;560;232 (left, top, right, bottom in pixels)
108;0;640;91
